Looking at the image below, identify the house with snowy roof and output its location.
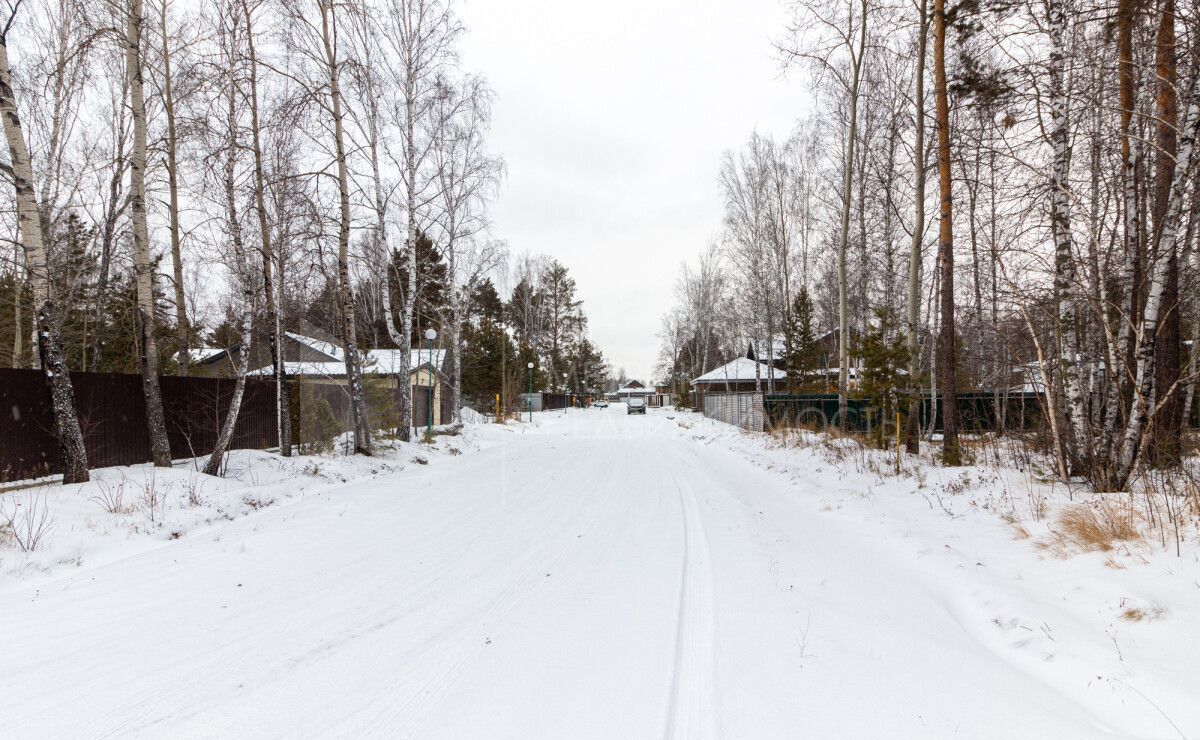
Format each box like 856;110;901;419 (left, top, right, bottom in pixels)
691;357;786;395
190;322;452;427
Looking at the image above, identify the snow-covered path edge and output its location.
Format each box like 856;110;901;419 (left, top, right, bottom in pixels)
671;408;1200;738
0;423;512;594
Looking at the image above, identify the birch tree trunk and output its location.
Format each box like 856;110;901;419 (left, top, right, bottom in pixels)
905;0;928;454
160;0;189;375
837;0;868;432
244;0;291;456
933;0;961;465
1047;0;1089;477
0;19;89;483
1105;0;1140;452
1112;54;1200;490
1150;0;1182;467
205;67;253;477
398;84;418;441
127;0;172;467
318;0;372;455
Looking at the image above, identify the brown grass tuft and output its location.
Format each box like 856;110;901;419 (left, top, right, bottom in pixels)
1120;605;1165;622
1052;504;1140;553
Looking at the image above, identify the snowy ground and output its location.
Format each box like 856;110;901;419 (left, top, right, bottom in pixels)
1;406;1197;739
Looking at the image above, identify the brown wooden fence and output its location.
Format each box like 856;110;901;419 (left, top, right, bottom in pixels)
0;368;278;481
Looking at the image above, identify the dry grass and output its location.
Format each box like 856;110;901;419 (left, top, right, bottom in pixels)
1040;503;1141;555
1120;604;1166;622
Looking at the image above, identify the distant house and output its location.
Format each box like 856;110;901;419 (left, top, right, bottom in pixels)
742;330;869;392
190;323;453;427
691;357;786;397
610;380;654;401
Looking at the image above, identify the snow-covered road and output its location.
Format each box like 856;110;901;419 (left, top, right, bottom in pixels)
0;407;1182;738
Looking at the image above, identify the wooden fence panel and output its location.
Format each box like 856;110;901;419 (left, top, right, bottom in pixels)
0;369;277;481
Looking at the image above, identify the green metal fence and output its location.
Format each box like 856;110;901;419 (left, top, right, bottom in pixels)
763;391;1046;434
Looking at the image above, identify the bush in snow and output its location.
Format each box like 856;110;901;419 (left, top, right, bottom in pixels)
90;475;130;514
293;381;339;454
1;492;54;552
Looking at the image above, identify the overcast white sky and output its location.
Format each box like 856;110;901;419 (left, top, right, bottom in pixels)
457;0;815;381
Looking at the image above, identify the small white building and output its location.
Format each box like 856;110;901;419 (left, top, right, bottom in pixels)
606;380;655;403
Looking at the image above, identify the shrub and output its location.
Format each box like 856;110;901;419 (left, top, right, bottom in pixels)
1;492;54;552
294;381;339;454
364;378;399;434
294;381;340;450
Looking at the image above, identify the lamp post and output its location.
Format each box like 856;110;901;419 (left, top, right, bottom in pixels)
527;361;534;423
425;328;437;437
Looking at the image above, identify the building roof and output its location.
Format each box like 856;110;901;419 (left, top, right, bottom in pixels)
692;358;786;385
283;332;343;362
248;348;446;378
179;347;227;364
615;386;654;396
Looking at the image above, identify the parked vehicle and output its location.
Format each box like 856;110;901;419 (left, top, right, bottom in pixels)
594;399;608;408
627;397;647;415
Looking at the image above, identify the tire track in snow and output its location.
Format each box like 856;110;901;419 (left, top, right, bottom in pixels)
664;467;717;740
361;438;625;739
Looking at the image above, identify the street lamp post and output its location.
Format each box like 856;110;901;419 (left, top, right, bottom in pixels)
425;328;437;438
527;361;534;423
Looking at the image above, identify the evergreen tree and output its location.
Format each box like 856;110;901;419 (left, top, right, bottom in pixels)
393;230;448;343
783;287;820;391
537;259;586;382
860;308;911;447
0;271;32;368
461;278;517;410
568;337;608;394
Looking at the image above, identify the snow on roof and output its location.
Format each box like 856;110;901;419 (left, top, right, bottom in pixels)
248;349;446;378
284;332;343;362
615;386;654;396
692;358;786;384
363;349;446;375
180;347;226;364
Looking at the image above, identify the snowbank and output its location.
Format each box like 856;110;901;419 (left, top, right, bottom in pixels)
671;408;1200;734
0;425;502;591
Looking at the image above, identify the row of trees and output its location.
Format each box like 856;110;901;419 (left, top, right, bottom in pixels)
659;0;1199;490
0;0;519;482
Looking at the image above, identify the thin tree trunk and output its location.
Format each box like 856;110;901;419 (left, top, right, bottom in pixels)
933;0;960;464
0;21;89;483
1151;0;1182;466
319;0;371;454
1106;0;1139;452
90;111;128;371
1048;0;1088;477
127;0;172;467
243;0;291;456
160;0;189;375
205;71;253;477
905;0;928;454
838;0;868;432
397;71;418;442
